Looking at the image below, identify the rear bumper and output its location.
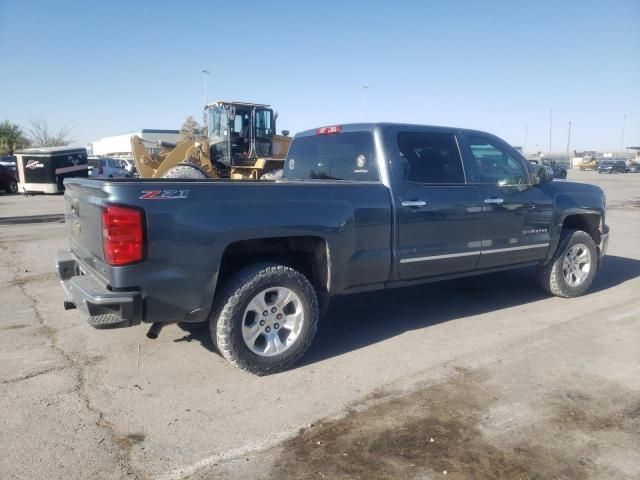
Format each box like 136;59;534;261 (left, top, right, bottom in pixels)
56;251;142;328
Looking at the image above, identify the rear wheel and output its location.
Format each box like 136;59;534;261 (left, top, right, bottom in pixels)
210;263;319;375
538;230;598;298
162;164;208;179
6;180;17;194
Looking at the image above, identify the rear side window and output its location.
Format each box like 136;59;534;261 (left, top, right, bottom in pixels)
284;132;378;181
397;132;465;184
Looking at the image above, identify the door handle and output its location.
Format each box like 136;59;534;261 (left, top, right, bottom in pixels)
483;197;504;204
401;200;427;208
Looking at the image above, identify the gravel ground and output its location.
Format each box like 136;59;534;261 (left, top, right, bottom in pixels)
0;170;638;479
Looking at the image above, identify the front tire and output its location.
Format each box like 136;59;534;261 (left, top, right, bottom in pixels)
210;263;319;375
7;180;17;194
538;230;598;298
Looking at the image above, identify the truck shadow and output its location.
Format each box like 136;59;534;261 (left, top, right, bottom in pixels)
176;255;640;367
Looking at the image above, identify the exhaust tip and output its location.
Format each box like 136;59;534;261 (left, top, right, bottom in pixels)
146;322;163;339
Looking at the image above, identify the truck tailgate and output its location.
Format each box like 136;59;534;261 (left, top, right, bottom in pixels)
63;180;109;280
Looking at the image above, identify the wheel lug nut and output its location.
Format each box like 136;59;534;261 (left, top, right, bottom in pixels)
262;310;268;316
259;320;265;326
274;323;279;329
265;326;271;332
271;307;277;313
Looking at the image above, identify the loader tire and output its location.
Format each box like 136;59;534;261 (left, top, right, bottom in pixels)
210;263;319;375
162;164;208;179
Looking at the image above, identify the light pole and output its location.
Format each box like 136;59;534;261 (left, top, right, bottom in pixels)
549;108;553;154
620;114;627;160
362;84;369;121
201;69;210;106
566;121;572;167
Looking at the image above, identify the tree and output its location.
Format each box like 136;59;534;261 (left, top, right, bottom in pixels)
180;116;205;141
27;116;74;148
0;120;30;154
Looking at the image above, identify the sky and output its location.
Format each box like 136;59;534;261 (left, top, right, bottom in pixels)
0;0;639;153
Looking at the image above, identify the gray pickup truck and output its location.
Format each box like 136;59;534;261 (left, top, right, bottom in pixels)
57;123;609;375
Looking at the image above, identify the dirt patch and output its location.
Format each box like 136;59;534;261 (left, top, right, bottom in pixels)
271;369;638;480
607;198;640;210
0;323;28;331
12;271;58;286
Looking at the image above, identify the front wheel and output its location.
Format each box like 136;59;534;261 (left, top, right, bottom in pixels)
210;263;319;375
7;180;18;194
538;230;598;298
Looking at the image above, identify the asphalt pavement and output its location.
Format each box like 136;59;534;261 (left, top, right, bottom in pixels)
0;170;638;479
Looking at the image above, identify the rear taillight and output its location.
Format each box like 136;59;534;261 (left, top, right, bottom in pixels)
102;204;144;266
316;125;342;135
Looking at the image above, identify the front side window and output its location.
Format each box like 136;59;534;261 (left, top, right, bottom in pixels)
468;136;528;186
397;132;465;184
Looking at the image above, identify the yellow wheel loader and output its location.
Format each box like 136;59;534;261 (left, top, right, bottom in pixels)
131;101;291;180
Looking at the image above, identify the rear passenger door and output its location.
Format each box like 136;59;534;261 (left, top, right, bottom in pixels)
389;127;483;280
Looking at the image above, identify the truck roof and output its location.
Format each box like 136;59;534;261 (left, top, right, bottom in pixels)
294;122;492;138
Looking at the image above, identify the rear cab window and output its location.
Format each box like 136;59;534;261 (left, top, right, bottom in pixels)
284;131;379;181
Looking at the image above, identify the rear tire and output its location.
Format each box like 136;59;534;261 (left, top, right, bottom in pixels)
7;180;17;194
162;164;208;179
210;263;319;375
538;230;598;298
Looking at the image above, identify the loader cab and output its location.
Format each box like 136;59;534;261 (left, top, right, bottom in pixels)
206;101;275;167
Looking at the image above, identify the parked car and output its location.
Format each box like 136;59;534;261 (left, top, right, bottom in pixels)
543;161;567;179
597;160;627;174
0;155;17;176
57;123;609;375
626;163;640;173
88;156;130;178
0;164;18;193
120;159;137;177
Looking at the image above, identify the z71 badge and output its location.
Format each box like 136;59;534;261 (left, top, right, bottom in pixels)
139;190;189;200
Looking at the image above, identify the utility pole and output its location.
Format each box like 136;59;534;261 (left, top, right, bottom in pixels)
201;69;210;106
620;114;627;159
566;121;572;167
549;108;553;154
362;84;369;121
523;125;528;154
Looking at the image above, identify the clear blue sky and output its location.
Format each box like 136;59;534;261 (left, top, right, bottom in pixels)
1;0;638;152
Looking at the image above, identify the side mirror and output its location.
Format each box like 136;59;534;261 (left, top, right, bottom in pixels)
534;165;552;184
282;130;290;137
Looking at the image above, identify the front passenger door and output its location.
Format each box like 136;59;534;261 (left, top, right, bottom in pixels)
463;135;553;269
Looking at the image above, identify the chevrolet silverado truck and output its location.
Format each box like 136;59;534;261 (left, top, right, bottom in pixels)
57;123;609;375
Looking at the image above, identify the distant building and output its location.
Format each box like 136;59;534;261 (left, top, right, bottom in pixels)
90;129;180;159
